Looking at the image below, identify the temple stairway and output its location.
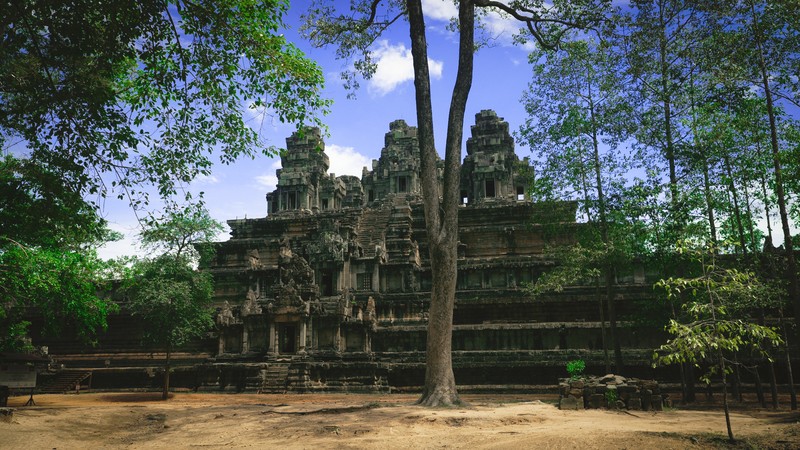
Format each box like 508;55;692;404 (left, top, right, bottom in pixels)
258;363;290;393
38;370;92;394
356;204;392;256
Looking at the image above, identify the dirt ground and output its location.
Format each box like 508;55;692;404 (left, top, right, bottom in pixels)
3;392;800;449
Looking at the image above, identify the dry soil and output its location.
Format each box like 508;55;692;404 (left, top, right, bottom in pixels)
3;392;800;449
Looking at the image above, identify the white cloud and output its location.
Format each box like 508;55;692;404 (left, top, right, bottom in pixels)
369;40;444;96
253;145;370;187
422;1;532;50
97;221;139;260
325;144;371;177
254;159;282;191
483;9;525;46
255;174;279;191
422;0;457;21
192;173;220;185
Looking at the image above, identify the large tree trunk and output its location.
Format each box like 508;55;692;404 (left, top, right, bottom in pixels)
408;0;474;407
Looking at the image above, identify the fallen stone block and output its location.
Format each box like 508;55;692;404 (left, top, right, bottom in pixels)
559;396;582;410
589;393;606;409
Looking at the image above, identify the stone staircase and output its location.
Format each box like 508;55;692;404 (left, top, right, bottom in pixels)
258;364;290;394
356;204;392;257
38;370;92;394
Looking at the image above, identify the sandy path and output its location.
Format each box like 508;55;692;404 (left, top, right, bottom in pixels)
3;393;799;449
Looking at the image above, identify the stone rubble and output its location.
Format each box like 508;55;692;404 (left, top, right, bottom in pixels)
558;374;668;411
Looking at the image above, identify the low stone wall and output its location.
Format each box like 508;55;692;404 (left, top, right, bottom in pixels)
559;374;667;411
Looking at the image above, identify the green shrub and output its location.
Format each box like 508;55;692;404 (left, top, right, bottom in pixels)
566;359;585;380
605;389;618;406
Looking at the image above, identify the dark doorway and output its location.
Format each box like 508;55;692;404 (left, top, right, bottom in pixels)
321;269;334;296
485;179;496;198
279;324;296;354
398;176;408;192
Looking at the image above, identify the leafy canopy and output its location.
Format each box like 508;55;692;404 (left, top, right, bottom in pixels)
2;0;330;205
123;202;222;351
653;242;783;379
0;155;120;352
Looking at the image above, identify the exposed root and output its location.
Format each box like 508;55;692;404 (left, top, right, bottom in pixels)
415;388;467;408
260;404;381;415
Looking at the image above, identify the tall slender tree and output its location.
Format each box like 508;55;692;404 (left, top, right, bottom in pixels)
124;201;222;400
304;0;609;406
519;37;633;371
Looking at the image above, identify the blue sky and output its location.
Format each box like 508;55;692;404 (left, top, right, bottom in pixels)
97;0;538;259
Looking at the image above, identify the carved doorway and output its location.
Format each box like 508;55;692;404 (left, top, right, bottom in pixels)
279;324;296;354
321;269;334;296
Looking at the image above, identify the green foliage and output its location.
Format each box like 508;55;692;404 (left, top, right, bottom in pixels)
566;359;586;379
124;254;214;350
123;201;219;354
2;0;330;205
653;243;783;379
0;244;118;352
0;155;112;249
139;199;224;262
604;388;618;405
525;244;603;297
0;155;119;352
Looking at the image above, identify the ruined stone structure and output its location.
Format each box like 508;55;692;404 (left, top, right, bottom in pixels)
196;110;665;392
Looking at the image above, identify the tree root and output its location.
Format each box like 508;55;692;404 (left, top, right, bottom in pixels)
415;387;467;408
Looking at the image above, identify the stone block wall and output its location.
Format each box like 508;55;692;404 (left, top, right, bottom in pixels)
559;374;667;411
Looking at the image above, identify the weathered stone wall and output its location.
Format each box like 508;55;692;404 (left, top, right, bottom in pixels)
33;109;791;394
559;375;666;411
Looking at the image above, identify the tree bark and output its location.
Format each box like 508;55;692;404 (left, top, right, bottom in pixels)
162;344;171;400
780;310;798;410
702;159;717;247
408;0;474;407
753;363;766;408
722;356;735;442
755;143;774;244
750;0;800;345
723;154;747;255
596;278;611;373
588;85;622;371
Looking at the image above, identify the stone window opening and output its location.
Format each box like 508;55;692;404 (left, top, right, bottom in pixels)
322;198;329;210
485;179;496;198
357;272;372;291
460;190;468;205
368;189;374;202
257;277;267;297
283;191;297;210
516;185;525;201
321;269;335;296
398;176;408;193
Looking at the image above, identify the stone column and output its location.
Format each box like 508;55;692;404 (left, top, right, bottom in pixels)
218;333;225;355
268;322;277;355
334;325;342;352
299;321;307;353
309;317;316;350
241;325;249;353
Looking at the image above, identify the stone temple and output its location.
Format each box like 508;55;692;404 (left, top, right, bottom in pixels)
36;110;666;392
196;110;662;392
